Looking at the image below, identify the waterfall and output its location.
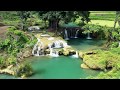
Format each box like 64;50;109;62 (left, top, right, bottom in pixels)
53;40;69;48
75;29;79;38
65;29;69;40
32;38;44;56
32;43;37;55
71;51;79;58
70;29;74;38
35;46;41;56
86;32;92;39
53;40;62;48
49;44;59;57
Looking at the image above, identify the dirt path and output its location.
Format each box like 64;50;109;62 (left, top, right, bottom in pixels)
0;26;10;39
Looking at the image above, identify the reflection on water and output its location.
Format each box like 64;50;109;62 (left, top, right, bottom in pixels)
67;38;105;51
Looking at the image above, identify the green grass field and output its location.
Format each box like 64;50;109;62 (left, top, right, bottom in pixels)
89;20;119;27
90;11;116;21
89;11;119;27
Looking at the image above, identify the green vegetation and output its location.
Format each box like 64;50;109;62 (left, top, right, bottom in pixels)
89;20;119;27
1;11;120;79
90;11;116;21
0;26;37;77
89;11;119;27
84;47;120;79
15;63;33;78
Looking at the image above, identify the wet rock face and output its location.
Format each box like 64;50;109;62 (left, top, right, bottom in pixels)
58;50;63;55
62;47;76;56
69;50;76;55
44;49;50;55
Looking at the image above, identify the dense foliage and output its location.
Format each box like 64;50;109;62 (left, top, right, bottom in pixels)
85;47;120;79
0;26;37;70
38;11;90;30
15;63;33;78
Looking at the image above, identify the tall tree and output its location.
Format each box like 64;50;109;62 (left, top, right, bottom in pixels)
113;11;120;30
38;11;90;31
17;11;31;30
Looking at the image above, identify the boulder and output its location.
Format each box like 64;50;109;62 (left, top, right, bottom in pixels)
28;26;40;32
62;47;76;56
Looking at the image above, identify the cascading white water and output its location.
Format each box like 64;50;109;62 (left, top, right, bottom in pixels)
53;40;62;48
32;43;37;55
75;29;79;38
65;29;69;40
32;38;44;56
86;32;92;39
71;51;79;58
59;40;69;48
35;46;41;56
53;40;69;48
49;44;59;57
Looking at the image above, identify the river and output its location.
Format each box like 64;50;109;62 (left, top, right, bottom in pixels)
0;38;105;79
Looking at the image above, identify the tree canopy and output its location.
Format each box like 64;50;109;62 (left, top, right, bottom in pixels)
38;11;90;30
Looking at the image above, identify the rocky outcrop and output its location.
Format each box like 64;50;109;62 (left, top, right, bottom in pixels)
81;50;119;70
82;54;106;70
62;47;76;56
81;63;89;69
79;51;84;59
0;65;15;75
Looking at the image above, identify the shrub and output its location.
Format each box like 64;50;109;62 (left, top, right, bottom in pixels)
109;42;119;48
15;63;33;78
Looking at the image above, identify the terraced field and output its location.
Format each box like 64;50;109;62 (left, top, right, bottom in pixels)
89;11;119;27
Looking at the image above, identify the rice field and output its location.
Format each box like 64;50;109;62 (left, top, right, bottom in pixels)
89;20;119;27
89;11;119;27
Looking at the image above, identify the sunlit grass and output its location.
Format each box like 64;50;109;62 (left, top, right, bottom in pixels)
89;20;119;27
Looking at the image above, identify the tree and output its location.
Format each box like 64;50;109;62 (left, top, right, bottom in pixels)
113;11;120;30
38;11;90;33
17;11;31;30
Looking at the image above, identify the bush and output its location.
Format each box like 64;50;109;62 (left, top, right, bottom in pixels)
0;56;6;69
6;55;17;66
15;63;33;78
109;42;119;48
